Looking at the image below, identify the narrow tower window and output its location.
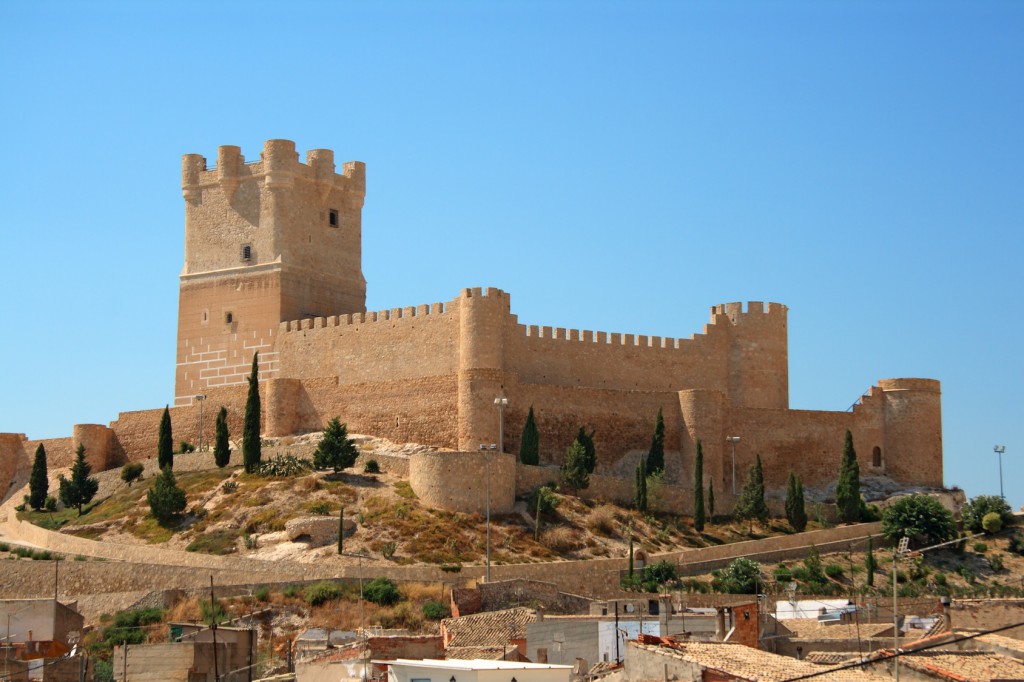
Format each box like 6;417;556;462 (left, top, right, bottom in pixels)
328;209;339;227
872;446;882;467
240;244;252;261
225;312;233;324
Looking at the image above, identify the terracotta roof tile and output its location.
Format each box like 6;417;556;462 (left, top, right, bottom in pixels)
442;608;536;648
902;651;1024;682
631;641;889;681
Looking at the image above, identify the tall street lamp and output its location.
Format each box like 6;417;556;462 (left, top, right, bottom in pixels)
726;436;741;495
495;396;508;453
994;445;1006;499
195;394;207;452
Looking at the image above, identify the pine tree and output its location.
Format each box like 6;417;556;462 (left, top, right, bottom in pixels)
693;439;705;532
58;444;99;515
314;417;359;473
577;426;597;473
147;466;187;525
243;352;262;474
707;479;715;520
836;430;861;523
520;406;539;465
158;405;174;470
734;454;769;524
560;439;590;494
865;535;876;587
646;407;665;474
785;472;808;531
635;459;648;512
28;443;48;511
213;406;230;468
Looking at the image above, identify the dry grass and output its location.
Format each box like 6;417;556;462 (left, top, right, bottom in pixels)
541;526;581;552
586;505;619;536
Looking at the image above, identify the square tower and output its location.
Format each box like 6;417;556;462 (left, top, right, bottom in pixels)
175;139;366;404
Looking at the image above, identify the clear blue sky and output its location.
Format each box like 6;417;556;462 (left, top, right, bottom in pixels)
1;1;1021;510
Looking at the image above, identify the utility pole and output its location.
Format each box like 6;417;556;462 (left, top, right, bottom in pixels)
892;536;909;682
211;576;220;682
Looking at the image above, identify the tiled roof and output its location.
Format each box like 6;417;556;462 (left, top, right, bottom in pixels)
805;651;863;665
974;632;1024;655
778;619;892;640
442;608;537;648
902;651;1024;682
445;646;509;660
631;640;890;681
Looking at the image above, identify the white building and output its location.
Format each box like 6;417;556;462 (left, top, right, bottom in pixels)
378;658;572;682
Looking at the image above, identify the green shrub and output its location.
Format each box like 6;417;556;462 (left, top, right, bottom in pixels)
961;495;1014;533
363;577;401;606
712;557;761;594
422;600;450;620
201;598;228;625
254;587;271;602
364;459;381;474
381;541;397;560
283;584;302;598
882;495;956;547
44;496;57;512
179;441;196;453
643;560;678;586
0;542;9;552
982;512;1004;534
307;501;331;516
121;462;145;486
824;563;845;579
256;455;314;477
973;542;988;553
305;581;344;606
222;480;238;493
93;660;113;682
1009;531;1024;556
988;553;1005;571
773;567;793;582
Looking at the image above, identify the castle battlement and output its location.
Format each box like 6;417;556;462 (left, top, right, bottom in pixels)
182;139;365;198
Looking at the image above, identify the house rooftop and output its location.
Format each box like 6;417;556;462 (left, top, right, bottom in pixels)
375;658;571;670
442;607;537;648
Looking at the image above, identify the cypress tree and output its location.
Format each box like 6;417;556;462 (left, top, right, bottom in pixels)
577;426;597;473
735;454;769;524
58;444;99;516
646;407;665;474
338;506;345;555
865;536;876;587
786;472;808;531
520;405;539;465
693;439;705;532
836;430;861;523
213;406;230;468
707;479;715;520
243;352;262;474
560;439;590;495
158;405;174;470
635;459;648;512
28;443;48;510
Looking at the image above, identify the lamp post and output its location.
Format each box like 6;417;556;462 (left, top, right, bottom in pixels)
994;445;1006;499
726;436;741;495
195;394;207;452
480;443;496;583
494;396;508;453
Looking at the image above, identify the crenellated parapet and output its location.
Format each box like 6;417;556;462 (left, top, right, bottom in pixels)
181;139;365;206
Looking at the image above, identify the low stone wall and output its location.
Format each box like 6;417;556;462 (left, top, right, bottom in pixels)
411;451;516;514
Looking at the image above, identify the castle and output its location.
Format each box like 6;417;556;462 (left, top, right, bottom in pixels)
1;140;943;514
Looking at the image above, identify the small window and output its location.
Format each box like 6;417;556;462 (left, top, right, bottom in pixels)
872;446;882;467
241;244;252;261
328;209;339;227
225;312;233;324
201;310;208;323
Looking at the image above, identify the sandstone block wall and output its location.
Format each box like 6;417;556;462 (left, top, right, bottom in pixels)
410;451;516;515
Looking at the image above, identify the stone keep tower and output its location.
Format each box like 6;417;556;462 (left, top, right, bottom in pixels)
175;140;366;404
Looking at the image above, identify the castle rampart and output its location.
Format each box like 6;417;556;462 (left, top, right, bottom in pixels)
3;140;943;512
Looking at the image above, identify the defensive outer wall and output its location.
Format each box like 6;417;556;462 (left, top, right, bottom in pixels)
1;140;943;514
